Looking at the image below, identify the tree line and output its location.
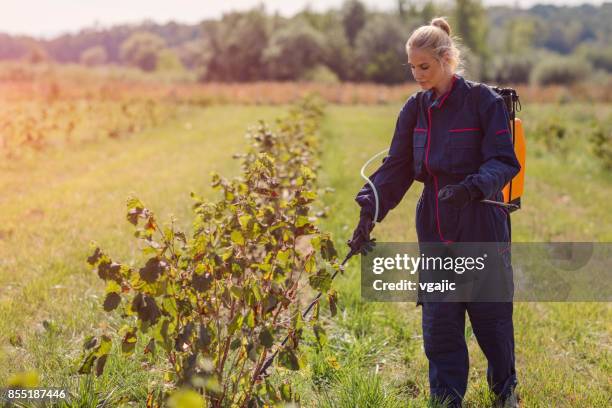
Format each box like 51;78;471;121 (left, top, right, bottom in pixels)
0;1;610;85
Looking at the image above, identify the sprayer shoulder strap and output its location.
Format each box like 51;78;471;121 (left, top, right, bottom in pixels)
471;82;483;119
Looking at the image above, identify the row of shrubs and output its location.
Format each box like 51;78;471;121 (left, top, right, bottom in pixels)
484;45;612;86
527;113;611;171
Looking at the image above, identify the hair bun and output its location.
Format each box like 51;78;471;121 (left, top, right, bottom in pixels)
430;17;451;36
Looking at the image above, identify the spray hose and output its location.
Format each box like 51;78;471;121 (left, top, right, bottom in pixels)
359;148;390;224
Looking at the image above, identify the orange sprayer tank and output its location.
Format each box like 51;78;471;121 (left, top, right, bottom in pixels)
502;117;526;207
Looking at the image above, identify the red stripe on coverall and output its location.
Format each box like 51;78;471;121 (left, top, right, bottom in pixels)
450;128;480;132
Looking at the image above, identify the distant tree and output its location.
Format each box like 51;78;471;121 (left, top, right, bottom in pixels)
321;24;356;81
156;49;184;72
355;16;409;83
452;0;491;80
504;18;536;54
576;44;612;73
531;55;591;86
421;1;439;24
341;0;367;46
302;64;340;83
295;5;337;32
263;19;326;80
176;39;211;70
397;0;419;21
490;54;535;84
454;0;490;79
119;31;166;71
22;40;48;64
199;9;269;81
538;21;594;54
79;46;108;66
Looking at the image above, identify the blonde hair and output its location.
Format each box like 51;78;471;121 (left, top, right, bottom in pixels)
406;17;462;75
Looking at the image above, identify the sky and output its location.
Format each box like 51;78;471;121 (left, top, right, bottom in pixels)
1;0;606;38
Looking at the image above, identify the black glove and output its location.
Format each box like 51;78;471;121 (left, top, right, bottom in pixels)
348;213;376;255
438;184;474;209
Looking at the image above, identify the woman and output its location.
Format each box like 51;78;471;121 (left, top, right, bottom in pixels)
349;18;520;407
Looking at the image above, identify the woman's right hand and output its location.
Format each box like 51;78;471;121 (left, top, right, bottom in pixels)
347;213;376;254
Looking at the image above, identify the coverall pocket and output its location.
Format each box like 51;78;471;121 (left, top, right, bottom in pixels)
449;130;481;174
413;130;427;176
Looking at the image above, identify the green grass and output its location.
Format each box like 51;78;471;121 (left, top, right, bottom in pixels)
1;103;610;407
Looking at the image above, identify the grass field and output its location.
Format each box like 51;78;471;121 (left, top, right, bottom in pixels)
0;102;610;406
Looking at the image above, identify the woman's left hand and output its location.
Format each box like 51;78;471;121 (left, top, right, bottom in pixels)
438;184;472;208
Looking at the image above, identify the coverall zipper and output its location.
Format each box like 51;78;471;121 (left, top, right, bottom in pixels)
424;76;457;244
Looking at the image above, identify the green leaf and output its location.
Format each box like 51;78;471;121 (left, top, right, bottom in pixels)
245;309;255;329
238;214;252;231
144;338;156;355
252;284;262;302
313;323;328;348
230;230;245;245
192;272;212;292
276;249;291;268
95;355;108;377
280;383;292;401
79;334;112;376
126;197;145;226
198;324;212;350
87;247;102;265
309;268;332;292
78;351;96;375
292;308;304;333
97;260;122;282
246;341;258;363
328;290;338;317
7;371;39;388
153;318;175;353
297;190;317;205
230;338;241;351
122;328;137;355
167;389;206;408
103;292;121;312
127;197;145;212
228;313;244;335
131;293;161;324
264;295;278;314
175;322;194;352
320;235;337;261
304;255;316;274
310;236;321;250
162;226;174;243
221;248;233;262
96;335;112;357
296;216;310;228
277;348;300;371
83;336;97;350
259;327;274;348
162;296;178;318
300;165;315;180
139;257;164;283
230;286;242;300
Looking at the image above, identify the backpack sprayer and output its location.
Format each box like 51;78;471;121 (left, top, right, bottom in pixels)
255;86;526;380
481;87;526;212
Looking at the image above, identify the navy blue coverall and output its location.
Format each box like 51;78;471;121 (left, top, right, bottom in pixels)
355;74;521;405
